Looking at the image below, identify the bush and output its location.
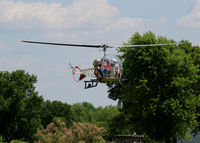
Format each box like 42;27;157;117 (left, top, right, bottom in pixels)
71;122;106;143
34;120;106;143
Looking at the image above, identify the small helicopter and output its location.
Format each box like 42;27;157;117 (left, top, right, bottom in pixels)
21;40;176;89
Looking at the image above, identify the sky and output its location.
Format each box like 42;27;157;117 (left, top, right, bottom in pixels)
0;0;200;107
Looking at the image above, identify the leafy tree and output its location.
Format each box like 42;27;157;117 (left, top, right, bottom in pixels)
0;70;43;142
181;42;200;136
40;100;72;128
108;112;133;137
34;120;106;143
71;102;95;123
108;32;200;143
71;122;106;143
95;105;119;127
94;106;120;140
71;102;120;140
34;120;73;143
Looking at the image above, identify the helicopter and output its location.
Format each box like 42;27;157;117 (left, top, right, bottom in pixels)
21;40;177;89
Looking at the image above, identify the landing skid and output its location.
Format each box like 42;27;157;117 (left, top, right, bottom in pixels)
84;78;128;89
84;79;99;89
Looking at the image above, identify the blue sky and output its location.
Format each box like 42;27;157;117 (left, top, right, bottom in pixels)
0;0;200;107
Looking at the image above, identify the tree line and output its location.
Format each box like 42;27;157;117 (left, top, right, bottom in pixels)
0;70;119;142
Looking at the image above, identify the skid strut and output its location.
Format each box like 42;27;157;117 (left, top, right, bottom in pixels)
84;79;99;89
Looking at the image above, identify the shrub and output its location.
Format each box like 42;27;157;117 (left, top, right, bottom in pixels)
71;122;106;143
34;120;106;143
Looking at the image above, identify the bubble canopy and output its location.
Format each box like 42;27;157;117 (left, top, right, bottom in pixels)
100;54;123;78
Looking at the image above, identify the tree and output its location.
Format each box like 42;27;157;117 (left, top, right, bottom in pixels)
40;100;72;128
95;105;120;127
71;102;95;123
181;42;200;136
94;106;120;140
0;70;43;142
34;120;73;143
34;120;106;143
71;122;106;143
108;112;133;138
71;102;120;141
108;32;200;143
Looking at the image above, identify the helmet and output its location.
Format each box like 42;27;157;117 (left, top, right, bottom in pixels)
112;58;117;62
112;58;117;64
93;58;100;67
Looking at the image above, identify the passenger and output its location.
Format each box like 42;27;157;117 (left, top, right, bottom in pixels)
115;64;120;78
97;64;104;80
105;59;110;69
104;60;110;77
110;62;115;77
110;59;118;77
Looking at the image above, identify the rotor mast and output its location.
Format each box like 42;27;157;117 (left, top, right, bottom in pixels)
102;44;110;56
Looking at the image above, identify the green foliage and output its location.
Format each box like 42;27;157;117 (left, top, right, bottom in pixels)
71;102;119;126
40;100;72;128
94;106;120;140
71;102;120;140
71;122;106;143
0;136;6;143
34;120;73;143
109;112;133;136
108;32;200;142
11;140;27;143
95;105;120;128
34;120;106;143
71;102;96;123
0;70;43;142
0;70;120;142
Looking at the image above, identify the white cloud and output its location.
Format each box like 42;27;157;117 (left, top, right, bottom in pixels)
85;17;152;44
43;17;153;45
0;0;155;44
0;0;119;30
177;0;200;28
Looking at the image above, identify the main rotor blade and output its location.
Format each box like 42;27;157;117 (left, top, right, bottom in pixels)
120;43;177;47
21;40;103;48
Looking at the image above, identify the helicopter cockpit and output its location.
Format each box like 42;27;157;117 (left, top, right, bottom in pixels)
93;54;122;82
